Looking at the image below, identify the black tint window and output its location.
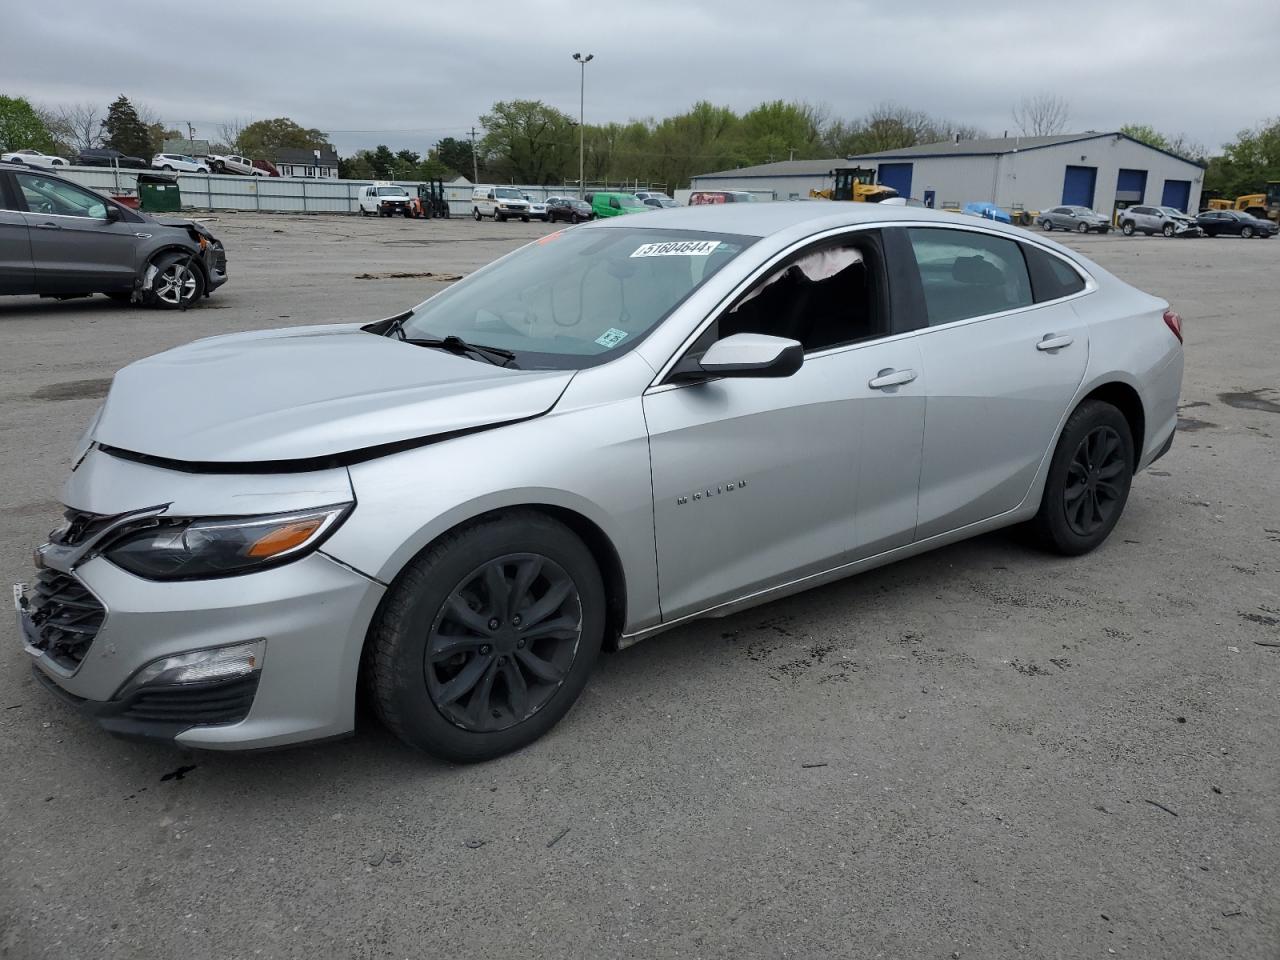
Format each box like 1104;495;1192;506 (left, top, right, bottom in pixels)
1023;244;1087;302
906;228;1033;325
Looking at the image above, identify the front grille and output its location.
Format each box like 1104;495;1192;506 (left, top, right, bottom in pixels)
27;568;105;669
120;674;259;726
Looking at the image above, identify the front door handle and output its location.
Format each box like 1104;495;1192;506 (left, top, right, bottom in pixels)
1036;334;1074;352
868;368;917;389
33;222;61;230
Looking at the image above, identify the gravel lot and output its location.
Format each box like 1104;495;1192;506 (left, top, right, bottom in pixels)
1;213;1277;960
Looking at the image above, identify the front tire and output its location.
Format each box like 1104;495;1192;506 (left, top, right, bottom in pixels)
473;207;482;221
1041;219;1053;231
1162;223;1175;237
1077;221;1089;233
1241;225;1255;239
367;511;605;762
1122;221;1135;236
1031;400;1134;556
143;252;204;310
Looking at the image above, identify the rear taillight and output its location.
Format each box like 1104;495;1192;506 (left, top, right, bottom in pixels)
1163;309;1183;344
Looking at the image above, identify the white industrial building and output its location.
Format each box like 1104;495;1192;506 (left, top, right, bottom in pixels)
688;132;1206;216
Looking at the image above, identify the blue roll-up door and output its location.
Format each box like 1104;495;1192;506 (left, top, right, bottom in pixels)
1161;179;1191;212
1116;168;1148;203
1062;165;1097;207
877;163;913;198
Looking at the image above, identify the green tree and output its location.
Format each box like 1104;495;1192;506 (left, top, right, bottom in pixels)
434;136;474;178
480;100;575;184
1205;118;1280;198
1120;123;1169;151
339;153;375;180
101;95;152;158
0;94;57;152
369;144;396;179
736;101;825;164
237;117;332;158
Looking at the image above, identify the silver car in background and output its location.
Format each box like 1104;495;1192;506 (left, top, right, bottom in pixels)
1120;205;1202;237
16;204;1183;761
1038;205;1112;233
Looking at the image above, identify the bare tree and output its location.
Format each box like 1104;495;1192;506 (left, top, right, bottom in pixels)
218;119;247;153
50;102;103;152
1012;94;1070;137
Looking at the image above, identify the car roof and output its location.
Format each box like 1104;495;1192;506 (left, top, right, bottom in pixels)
577;200;1043;239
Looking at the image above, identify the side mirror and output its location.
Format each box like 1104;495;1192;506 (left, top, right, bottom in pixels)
670;333;804;382
105;205;122;222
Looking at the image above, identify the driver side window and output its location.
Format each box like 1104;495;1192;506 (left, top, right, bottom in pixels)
693;231;890;357
17;173;108;219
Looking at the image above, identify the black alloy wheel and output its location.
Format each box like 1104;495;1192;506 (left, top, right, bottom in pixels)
426;554;582;733
1063;425;1126;537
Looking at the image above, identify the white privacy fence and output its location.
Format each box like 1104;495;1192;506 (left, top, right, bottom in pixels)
49;166;668;216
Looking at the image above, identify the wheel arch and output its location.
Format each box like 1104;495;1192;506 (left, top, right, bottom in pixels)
1080;380;1145;459
373;501;630;652
140;242;208;287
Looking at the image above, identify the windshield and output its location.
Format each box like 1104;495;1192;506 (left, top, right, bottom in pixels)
377;187;408;196
398;227;754;369
1159;207;1185;216
618;194;646;209
731;192;758;202
1072;207;1096;215
495;188;522;199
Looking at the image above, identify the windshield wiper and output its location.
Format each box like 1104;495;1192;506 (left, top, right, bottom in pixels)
405;335;519;367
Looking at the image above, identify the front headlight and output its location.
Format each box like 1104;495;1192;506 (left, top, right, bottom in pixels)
103;504;351;580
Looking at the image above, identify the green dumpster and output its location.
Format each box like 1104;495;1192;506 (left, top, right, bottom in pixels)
137;172;182;213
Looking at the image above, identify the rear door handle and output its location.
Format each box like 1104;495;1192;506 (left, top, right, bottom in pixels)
868;368;917;389
1036;334;1074;351
33;222;61;230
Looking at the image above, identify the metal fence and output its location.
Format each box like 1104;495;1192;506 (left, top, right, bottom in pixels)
49;166;667;217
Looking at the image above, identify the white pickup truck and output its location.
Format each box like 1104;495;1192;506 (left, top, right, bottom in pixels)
208;154;268;176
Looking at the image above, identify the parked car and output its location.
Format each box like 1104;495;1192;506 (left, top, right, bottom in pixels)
590;191;648;217
522;194;550;221
0;166;227;308
1038;205;1111;233
358;184;413;217
1119;205;1201;237
2;148;68;168
546;197;593;223
76;148;147;169
252;159;281;177
208;154;267;176
151;153;210;174
15;203;1181;761
963;201;1012;224
472;186;530;221
1195;209;1276;239
689;190;758;204
642;196;680;210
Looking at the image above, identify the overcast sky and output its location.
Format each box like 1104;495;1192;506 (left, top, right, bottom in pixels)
6;0;1277;159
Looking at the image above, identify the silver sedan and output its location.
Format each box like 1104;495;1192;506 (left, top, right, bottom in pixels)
1038;205;1112;233
17;204;1184;761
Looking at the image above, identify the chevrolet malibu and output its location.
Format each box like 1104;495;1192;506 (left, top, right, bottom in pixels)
16;204;1183;762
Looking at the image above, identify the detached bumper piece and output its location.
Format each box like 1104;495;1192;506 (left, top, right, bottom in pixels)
33;667;261;742
25;567;105;671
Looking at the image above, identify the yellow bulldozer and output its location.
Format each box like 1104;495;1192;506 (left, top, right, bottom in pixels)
810;167;899;203
1206;182;1280;222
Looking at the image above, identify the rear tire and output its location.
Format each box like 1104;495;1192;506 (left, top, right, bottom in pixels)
366;511;605;762
1122;221;1135;236
1031;400;1134;556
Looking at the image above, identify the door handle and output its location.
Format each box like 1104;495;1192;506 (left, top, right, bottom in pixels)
33;222;61;230
1036;334;1074;351
868;368;917;389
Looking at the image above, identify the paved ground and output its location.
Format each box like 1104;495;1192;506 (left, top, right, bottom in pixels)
1;214;1277;960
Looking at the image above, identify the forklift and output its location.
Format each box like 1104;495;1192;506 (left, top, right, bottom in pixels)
410;180;451;219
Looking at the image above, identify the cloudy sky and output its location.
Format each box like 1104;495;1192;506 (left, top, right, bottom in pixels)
5;0;1277;159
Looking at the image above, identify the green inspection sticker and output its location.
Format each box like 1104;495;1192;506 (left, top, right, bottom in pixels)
595;327;629;348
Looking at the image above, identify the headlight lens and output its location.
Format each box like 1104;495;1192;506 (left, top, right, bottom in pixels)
103;504;351;580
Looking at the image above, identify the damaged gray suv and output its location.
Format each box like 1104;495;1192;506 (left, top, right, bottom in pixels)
0;167;226;308
16;204;1182;762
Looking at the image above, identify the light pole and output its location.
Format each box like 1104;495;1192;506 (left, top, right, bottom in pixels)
572;52;593;199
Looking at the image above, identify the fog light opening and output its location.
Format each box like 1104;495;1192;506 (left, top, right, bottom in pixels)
115;640;265;698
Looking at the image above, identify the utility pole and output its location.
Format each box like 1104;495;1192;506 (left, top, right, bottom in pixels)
572;52;594;199
187;121;195;143
470;126;479;184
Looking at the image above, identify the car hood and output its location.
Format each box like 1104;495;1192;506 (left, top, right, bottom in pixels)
92;324;574;466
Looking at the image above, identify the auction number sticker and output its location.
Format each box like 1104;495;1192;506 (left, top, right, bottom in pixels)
631;240;719;258
595;328;630;348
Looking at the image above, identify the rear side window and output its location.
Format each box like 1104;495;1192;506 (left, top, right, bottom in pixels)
1023;244;1087;302
906;227;1033;325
